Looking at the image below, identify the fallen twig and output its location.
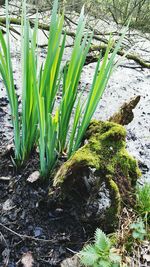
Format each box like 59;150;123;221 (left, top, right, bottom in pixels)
0;222;54;243
0;176;10;181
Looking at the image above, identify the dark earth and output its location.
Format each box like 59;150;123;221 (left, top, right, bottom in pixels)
0;148;94;266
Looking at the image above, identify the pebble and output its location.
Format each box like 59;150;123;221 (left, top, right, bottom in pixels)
34;227;43;237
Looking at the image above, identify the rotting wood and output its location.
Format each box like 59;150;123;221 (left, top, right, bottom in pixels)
109;95;141;125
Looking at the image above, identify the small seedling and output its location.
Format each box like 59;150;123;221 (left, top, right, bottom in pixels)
79;228;121;267
130;219;146;241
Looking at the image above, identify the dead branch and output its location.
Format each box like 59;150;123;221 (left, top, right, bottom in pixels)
0;17;150;69
90;44;150;69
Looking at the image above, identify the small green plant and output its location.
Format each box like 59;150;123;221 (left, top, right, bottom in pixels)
130;219;146;241
0;0;38;163
79;228;121;267
136;183;150;229
128;183;150;244
136;183;150;217
0;0;127;176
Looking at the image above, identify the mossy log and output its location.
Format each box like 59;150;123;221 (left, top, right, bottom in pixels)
50;121;140;232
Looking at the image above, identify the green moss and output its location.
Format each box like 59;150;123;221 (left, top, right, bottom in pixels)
54;120;140;202
105;176;121;230
53;146;100;186
72;147;100;167
86;120;126;139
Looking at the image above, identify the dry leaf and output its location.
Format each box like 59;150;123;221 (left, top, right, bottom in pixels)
21;252;34;267
143;253;150;262
61;255;81;267
0;176;10;181
27;171;40;183
2;199;15;211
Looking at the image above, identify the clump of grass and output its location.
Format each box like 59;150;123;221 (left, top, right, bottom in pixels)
136;183;150;217
136;183;150;231
0;0;39;164
0;0;127;176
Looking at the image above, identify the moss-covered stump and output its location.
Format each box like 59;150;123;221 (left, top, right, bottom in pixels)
50;121;140;232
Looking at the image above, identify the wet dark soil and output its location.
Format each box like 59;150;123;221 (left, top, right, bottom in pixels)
0;149;93;267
